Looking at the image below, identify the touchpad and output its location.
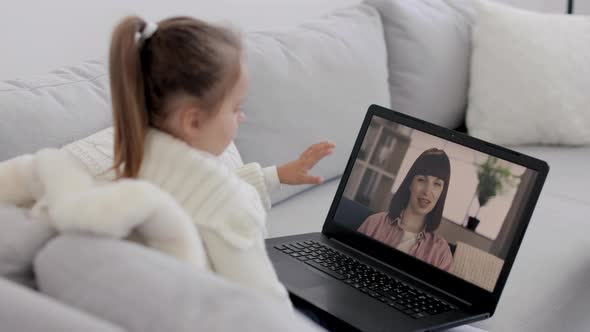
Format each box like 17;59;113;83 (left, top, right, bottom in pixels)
276;260;332;290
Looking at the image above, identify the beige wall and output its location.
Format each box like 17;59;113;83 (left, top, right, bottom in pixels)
437;218;494;253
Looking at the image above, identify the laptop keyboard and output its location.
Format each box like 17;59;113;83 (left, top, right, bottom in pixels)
274;240;457;319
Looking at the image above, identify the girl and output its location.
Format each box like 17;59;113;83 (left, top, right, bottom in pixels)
357;148;454;271
108;16;334;306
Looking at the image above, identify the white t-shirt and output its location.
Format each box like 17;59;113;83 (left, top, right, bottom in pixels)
395;230;419;253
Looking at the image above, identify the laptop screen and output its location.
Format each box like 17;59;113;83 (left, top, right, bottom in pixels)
331;114;539;292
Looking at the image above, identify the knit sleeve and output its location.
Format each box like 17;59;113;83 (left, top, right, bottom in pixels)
262;166;281;193
234;163;272;211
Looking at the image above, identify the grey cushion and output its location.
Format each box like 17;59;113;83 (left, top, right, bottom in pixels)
236;4;391;204
0;59;111;161
0;204;55;288
365;0;476;129
0;277;123;332
35;234;322;332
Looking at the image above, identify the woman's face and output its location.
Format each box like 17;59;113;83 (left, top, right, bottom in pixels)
408;174;445;216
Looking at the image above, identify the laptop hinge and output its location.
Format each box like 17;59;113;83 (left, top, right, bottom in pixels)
329;237;472;307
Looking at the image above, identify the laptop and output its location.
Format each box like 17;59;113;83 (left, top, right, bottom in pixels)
266;104;549;332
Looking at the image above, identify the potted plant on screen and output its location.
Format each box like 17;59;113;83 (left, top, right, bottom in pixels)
465;156;520;231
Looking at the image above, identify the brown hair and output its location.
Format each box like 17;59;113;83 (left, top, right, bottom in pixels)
388;148;451;233
109;16;242;178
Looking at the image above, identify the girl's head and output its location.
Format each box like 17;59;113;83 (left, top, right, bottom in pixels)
109;16;245;178
388;148;451;232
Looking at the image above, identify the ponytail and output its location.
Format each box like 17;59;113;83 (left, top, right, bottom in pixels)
109;16;149;178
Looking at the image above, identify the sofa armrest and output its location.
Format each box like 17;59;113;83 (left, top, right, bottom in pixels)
0;277;123;332
34;234;322;332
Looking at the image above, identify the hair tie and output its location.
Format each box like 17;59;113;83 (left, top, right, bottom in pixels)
135;22;158;45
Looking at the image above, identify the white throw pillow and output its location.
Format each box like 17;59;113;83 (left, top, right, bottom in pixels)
236;4;391;204
466;1;590;146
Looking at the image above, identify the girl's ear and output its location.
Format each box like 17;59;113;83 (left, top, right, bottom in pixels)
178;105;207;137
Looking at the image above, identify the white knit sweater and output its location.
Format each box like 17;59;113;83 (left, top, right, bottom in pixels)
137;129;290;306
62;126;281;212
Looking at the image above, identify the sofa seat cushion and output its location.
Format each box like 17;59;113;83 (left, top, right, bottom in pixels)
475;146;590;331
514;146;590;204
267;179;340;237
475;191;590;331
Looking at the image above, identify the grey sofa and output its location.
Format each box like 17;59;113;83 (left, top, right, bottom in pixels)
1;1;589;332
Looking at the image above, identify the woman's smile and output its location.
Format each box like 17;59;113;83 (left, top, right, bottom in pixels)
417;197;431;208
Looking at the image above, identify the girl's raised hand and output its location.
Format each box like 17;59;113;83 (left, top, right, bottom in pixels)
277;141;336;185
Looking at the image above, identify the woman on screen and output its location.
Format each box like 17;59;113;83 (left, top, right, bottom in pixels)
357;148;454;271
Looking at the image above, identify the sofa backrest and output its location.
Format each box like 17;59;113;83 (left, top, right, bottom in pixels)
0;60;112;161
0;0;361;164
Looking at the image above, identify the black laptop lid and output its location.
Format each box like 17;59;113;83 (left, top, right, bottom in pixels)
322;104;549;312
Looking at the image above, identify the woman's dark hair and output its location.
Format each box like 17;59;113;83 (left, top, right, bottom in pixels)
388;148;451;232
109;16;242;178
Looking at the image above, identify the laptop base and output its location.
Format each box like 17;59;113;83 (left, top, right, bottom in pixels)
267;233;488;332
